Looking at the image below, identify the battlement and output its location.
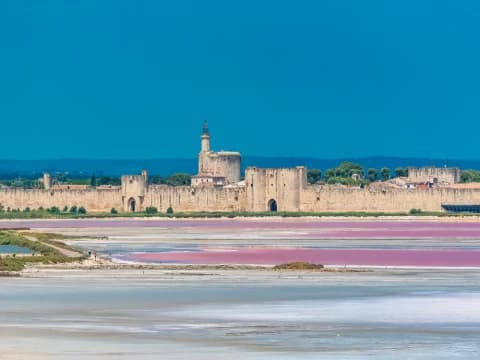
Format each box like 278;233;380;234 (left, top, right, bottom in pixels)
408;166;460;185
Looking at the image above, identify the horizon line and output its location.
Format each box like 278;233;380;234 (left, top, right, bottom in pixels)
0;155;470;162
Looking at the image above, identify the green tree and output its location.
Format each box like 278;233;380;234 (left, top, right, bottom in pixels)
90;175;97;187
110;208;118;214
166;173;191;186
380;167;391;181
166;207;174;215
78;206;87;214
326;177;355;186
325;161;364;184
56;173;68;183
97;176;121;186
394;167;408;178
325;168;336;179
307;169;322;184
69;206;77;213
460;170;480;183
367;168;378;182
150;176;166;184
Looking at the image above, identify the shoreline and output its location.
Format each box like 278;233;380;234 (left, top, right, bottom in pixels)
2;214;480;223
11;256;480;277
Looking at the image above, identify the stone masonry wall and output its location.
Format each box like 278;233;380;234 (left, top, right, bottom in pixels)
2;182;480;214
245;167;306;212
300;185;480;212
143;185;245;212
0;188;123;212
408;167;461;184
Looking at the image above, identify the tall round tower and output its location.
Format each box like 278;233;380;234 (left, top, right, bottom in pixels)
201;120;210;152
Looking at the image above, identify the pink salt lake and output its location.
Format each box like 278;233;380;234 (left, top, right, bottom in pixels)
4;218;480;267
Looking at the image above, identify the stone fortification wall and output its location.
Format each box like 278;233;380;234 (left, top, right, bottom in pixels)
2;184;480;214
245;167;306;212
0;188;122;212
143;185;245;212
300;185;480;212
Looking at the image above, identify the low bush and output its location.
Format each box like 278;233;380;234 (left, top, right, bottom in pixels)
145;206;158;214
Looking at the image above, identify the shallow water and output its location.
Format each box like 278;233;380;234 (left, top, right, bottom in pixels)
0;244;31;254
1;270;480;359
3;218;480;239
40;219;480;266
2;219;480;358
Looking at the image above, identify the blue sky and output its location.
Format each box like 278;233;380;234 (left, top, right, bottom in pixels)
1;0;480;159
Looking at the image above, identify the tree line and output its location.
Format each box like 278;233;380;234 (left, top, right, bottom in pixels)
307;162;409;185
3;166;480;189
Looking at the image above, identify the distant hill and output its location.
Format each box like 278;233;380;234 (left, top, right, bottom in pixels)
0;156;478;178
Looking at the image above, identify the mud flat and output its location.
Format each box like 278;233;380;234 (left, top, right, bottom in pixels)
2;267;480;359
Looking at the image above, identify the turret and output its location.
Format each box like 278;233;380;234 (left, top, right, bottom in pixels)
43;173;52;190
141;169;148;185
201;120;210;152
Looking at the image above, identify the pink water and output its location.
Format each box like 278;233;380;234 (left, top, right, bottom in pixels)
123;248;480;267
3;218;480;239
5;218;480;267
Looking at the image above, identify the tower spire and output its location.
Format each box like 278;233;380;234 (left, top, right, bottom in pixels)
201;120;211;152
202;120;210;136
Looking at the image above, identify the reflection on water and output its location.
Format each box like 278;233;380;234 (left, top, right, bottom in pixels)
1;271;480;359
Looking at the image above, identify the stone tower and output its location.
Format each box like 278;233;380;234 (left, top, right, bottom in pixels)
121;170;148;212
201;120;211;152
193;121;241;186
43;173;52;190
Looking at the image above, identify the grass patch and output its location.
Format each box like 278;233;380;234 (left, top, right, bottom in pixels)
273;262;325;270
0;209;475;219
0;231;86;271
0;231;59;255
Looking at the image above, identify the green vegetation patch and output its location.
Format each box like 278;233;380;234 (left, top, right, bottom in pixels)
0;231;59;255
273;262;325;270
0;231;86;272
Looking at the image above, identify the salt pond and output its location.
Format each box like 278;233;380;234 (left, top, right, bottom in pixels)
1;269;480;359
1;218;480;358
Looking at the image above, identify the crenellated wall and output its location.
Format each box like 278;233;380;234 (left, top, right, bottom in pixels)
408;167;461;184
0;186;246;213
2;175;480;214
143;185;245;212
300;185;480;212
0;188;123;212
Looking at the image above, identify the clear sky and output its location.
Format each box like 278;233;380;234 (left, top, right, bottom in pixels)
1;1;480;159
